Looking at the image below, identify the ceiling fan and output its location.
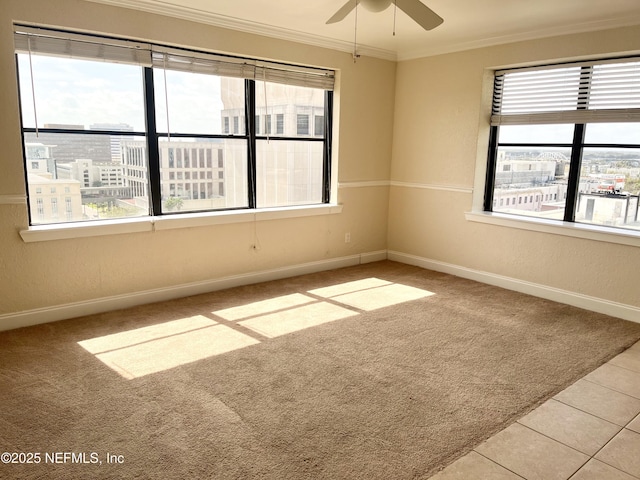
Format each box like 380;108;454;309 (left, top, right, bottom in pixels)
326;0;443;31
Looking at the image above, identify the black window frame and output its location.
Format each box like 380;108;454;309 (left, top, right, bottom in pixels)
14;25;335;225
484;57;640;230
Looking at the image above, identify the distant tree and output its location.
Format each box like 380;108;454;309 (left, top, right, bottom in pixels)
625;176;640;195
164;196;184;212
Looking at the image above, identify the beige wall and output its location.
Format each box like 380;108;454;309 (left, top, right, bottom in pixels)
1;0;639;325
389;26;640;309
0;0;395;319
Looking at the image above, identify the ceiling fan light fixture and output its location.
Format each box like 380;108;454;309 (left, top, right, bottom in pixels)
361;0;392;13
326;0;443;31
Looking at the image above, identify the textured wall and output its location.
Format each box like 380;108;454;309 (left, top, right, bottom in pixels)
2;0;639;323
0;0;395;318
389;26;640;309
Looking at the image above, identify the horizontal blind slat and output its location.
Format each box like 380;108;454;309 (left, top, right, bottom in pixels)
492;58;640;125
492;108;640;125
151;49;335;90
13;26;335;91
14;27;152;66
255;65;335;90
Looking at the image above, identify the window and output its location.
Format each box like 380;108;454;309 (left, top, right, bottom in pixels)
314;115;324;136
276;114;284;135
486;58;640;232
36;198;44;221
14;25;335;225
256;83;329;207
297;114;309;136
65;197;73;221
50;198;58;218
265;114;272;135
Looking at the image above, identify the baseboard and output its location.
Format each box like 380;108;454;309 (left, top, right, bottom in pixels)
388;250;640;324
6;249;636;332
0;251;385;332
359;250;388;264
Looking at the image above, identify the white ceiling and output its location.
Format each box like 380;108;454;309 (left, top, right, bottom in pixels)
87;0;640;60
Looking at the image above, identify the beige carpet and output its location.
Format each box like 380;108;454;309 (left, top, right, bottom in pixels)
1;261;639;479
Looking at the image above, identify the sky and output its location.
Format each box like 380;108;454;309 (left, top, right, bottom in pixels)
499;123;640;145
18;53;640;147
17;54;228;134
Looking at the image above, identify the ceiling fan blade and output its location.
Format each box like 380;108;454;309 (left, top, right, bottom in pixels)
395;0;443;30
326;0;358;24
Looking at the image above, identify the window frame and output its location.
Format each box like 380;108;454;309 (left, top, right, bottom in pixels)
14;25;335;227
484;57;640;234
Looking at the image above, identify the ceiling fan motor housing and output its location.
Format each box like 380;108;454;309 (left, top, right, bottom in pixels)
360;0;392;13
327;0;443;31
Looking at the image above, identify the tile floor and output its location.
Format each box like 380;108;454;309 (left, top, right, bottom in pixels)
430;340;640;480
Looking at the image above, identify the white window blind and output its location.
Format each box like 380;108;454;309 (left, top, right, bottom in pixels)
152;48;335;91
491;58;640;126
13;26;152;66
151;49;256;80
13;25;335;91
255;63;335;90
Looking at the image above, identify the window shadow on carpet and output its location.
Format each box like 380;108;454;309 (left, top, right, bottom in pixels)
78;277;435;378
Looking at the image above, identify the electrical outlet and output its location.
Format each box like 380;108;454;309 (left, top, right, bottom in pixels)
344;232;351;243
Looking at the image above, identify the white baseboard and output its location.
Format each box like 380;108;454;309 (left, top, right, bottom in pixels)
0;252;385;332
360;250;388;264
4;250;637;332
388;250;640;324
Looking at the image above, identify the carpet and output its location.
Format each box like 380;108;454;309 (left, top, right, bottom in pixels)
1;260;639;479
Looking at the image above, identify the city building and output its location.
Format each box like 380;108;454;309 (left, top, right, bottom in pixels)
118;83;327;213
122;139;236;211
24;143;84;223
221;79;326;207
576;192;640;227
57;158;126;188
89;123;134;162
492;153;569;218
492;152;640;226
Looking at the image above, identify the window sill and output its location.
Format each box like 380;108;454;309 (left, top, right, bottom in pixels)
465;211;640;248
20;204;343;243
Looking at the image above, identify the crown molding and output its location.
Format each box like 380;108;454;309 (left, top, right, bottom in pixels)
398;15;640;61
82;0;398;61
62;1;640;63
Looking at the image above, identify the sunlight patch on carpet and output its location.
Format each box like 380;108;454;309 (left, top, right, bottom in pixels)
213;278;434;337
78;315;259;379
238;302;358;338
78;315;216;354
310;278;435;311
307;278;392;298
79;278;435;379
328;283;435;311
214;293;315;321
